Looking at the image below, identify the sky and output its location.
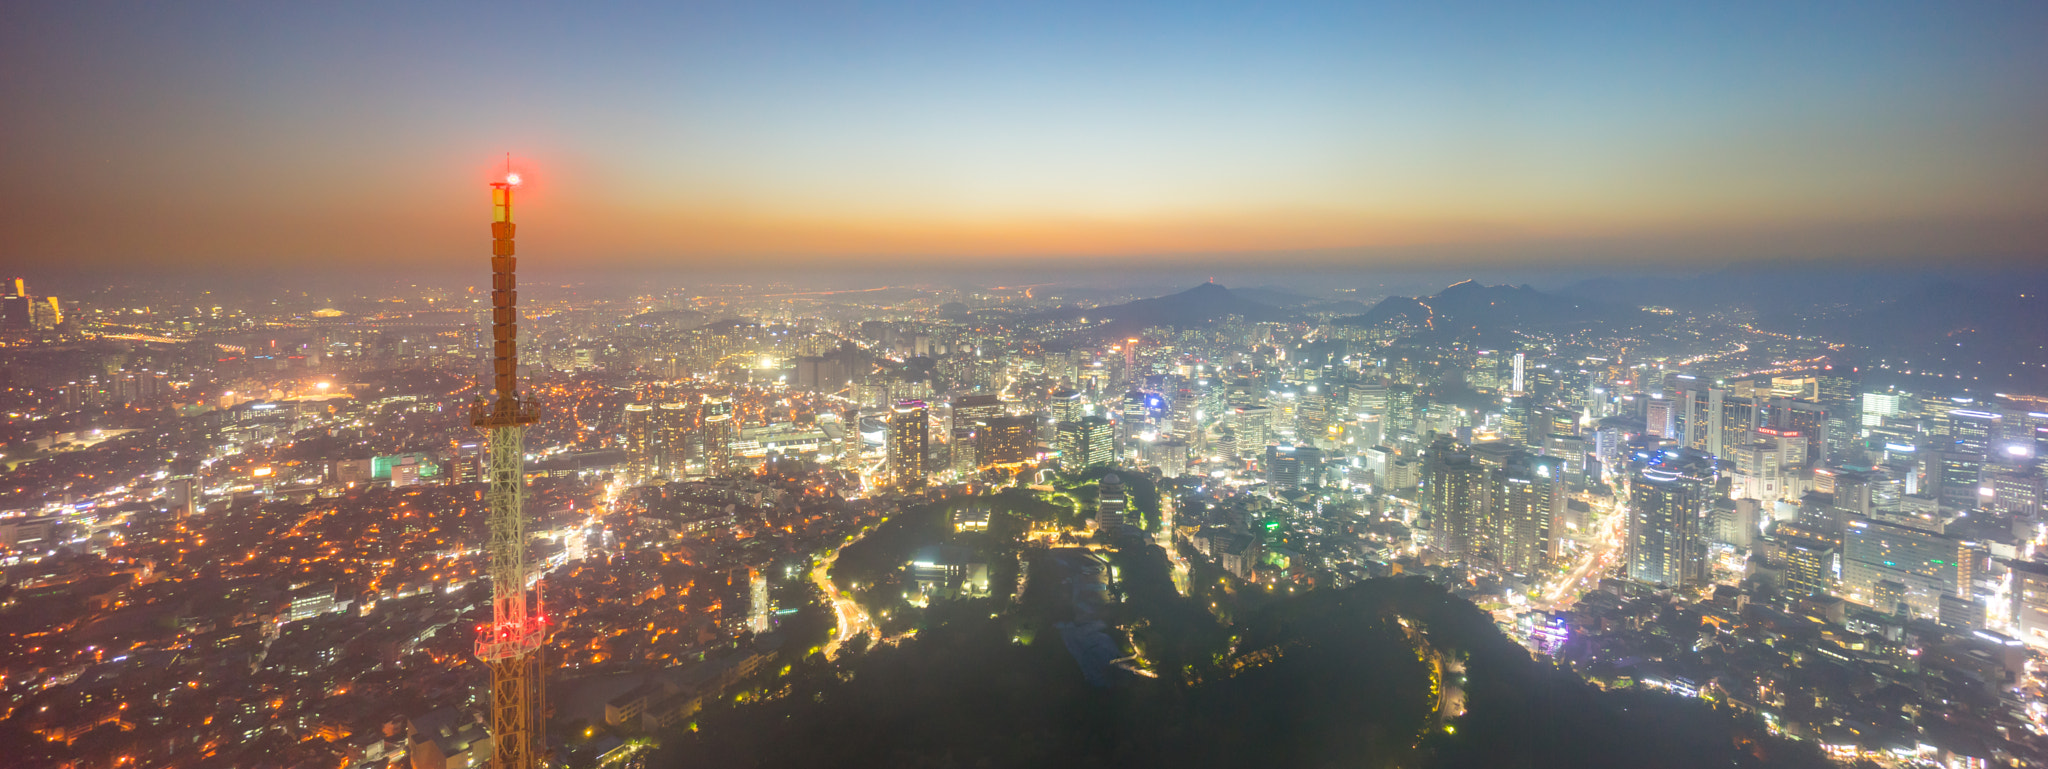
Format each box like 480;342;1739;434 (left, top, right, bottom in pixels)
3;1;2047;278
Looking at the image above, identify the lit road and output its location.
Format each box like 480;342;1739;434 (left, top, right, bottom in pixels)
1540;494;1626;610
1157;492;1189;595
813;524;882;660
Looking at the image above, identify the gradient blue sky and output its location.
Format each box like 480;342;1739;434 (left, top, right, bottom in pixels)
3;1;2045;273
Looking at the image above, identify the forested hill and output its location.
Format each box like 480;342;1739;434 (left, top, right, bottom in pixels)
654;570;1827;769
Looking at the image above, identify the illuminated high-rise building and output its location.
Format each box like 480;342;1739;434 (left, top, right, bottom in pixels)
976;413;1037;469
1861;391;1905;427
1815;373;1857;408
1;278;31;331
1049;388;1084;424
1425;439;1491;565
1347;381;1388;418
1841;516;1976;619
623;403;655;481
1773;522;1839;598
1384;385;1416;442
1627;448;1716;591
951;394;1003;475
836;407;863;471
1232;406;1271;454
1716;395;1759;458
1985;447;2043;517
1493;453;1564;576
1267;384;1300;441
1122;338;1140;385
1926;449;1984;511
1948;409;2002;454
1297;385;1331;442
1770;398;1830;466
34;296;60;329
1056;415;1114;473
1265;444;1324;491
1119;389;1152;453
656;401;692;479
2010;560;2048;649
1500;394;1531;445
701;395;737;476
888;400;929;488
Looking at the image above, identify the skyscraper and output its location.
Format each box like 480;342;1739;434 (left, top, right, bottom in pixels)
1770;398;1830;466
1627;448;1716;591
1348;381;1388;419
976;413;1037;469
1500;394;1531;445
1425;439;1491;565
1985;448;2043;517
1056;415;1114;474
1232;406;1271;455
1385;385;1417;442
888;400;929;488
1645;397;1677;439
1841;516;1977;619
1948;409;2002;454
1773;522;1839;599
623;403;655;482
657;400;692;478
1493;453;1564;576
1;278;31;331
1927;449;1984;510
700;395;738;477
2010;560;2048;649
1298;385;1331;442
1265;444;1324;491
951;393;1004;475
837;407;864;471
1049;387;1084;424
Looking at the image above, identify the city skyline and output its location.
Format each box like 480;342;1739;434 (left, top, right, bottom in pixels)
6;1;2048;273
10;5;2048;768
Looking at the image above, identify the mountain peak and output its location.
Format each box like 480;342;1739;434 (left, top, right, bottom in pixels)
1177;282;1234;297
1037;281;1287;337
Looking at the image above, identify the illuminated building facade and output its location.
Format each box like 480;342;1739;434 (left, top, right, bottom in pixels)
1627;448;1716;591
1425;439;1491;565
888;400;929;488
1494;453;1564;576
701;395;737;477
976;413;1037;469
1841;516;1976;619
1056;415;1114;474
951;393;1003;475
623;403;655;481
1265;444;1324;491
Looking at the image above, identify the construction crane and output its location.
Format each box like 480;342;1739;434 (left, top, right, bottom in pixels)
473;166;546;769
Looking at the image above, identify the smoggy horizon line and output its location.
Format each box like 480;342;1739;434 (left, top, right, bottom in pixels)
13;253;2048;300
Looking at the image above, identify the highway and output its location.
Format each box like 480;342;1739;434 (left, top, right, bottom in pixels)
1539;494;1626;610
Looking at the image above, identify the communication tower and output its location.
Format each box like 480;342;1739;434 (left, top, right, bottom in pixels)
473;166;547;769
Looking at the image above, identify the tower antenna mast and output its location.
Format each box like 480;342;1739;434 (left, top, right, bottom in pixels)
474;162;545;769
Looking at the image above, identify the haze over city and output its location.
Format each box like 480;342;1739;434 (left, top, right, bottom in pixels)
5;4;2048;769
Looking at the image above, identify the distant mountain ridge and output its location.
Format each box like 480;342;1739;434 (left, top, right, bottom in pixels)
1035;282;1293;336
1558;266;2048;389
1337;280;1645;340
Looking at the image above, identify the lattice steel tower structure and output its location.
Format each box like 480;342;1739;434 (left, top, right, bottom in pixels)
474;168;547;769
